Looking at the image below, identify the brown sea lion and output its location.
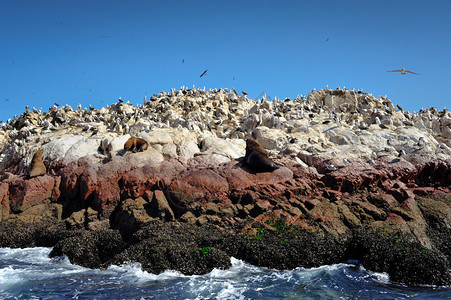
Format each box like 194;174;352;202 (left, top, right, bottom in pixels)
29;148;46;178
241;138;281;172
124;136;149;153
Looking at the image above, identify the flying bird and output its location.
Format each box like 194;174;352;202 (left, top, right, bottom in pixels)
200;69;208;78
387;68;420;75
182;59;184;63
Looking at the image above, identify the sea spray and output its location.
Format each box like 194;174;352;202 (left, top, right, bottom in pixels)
1;247;449;299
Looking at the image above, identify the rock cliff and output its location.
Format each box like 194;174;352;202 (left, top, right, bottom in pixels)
0;87;450;286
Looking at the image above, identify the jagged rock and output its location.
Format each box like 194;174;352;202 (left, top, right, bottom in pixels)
0;182;9;221
111;197;153;236
0;86;450;286
7;175;60;213
148;190;175;221
65;207;98;229
15;203;62;224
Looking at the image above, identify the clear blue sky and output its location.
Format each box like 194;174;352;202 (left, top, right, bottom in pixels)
1;0;450;122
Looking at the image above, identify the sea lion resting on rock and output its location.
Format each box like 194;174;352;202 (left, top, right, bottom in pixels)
29;148;46;177
124;136;149;153
241;138;281;172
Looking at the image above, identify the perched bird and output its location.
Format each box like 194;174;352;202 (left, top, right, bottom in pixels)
387;68;420;75
417;137;426;147
368;159;377;166
200;69;208;78
242;91;248;96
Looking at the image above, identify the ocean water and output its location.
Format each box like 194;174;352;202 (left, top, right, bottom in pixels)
0;247;449;299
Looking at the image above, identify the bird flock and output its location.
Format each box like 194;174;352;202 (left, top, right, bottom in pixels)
0;86;450;172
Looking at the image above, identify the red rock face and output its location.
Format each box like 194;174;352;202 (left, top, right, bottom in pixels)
170;169;229;199
0;151;449;248
0;182;9;220
120;164;161;199
58;161;87;199
93;180;121;218
7;175;60;213
224;167;294;191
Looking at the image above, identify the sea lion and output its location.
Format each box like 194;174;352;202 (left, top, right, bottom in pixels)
124;136;149;153
29;148;46;178
241;138;281;172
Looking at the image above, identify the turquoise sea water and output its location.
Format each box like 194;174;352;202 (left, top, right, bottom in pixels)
0;247;449;299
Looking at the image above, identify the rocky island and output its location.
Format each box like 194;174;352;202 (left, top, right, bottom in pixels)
0;87;450;286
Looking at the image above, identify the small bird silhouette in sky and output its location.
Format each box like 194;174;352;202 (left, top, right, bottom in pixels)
200;69;207;78
387;68;420;75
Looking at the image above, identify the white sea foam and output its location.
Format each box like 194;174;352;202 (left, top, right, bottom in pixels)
216;282;247;300
207;257;262;279
0;247;52;264
107;262;186;283
1;248;446;299
0;266;18;287
0;247;88;292
362;267;391;284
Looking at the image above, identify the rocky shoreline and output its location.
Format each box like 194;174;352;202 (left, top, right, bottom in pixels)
0;87;450;286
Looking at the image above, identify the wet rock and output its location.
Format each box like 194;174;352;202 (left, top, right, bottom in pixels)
349;227;451;286
50;229;127;269
110;222;232;275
